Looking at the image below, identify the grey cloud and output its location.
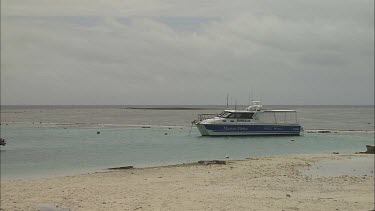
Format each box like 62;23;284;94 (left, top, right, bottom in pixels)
1;0;373;105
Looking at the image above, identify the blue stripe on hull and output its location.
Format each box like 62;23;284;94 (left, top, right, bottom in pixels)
202;124;301;134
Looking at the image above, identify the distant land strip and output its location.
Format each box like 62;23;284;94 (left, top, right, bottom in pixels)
123;107;217;110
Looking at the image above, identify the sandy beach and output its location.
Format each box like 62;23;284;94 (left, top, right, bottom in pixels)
1;154;374;211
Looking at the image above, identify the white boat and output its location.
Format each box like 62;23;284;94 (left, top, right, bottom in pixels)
194;101;302;136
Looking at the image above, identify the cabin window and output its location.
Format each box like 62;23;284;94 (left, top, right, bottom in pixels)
222;112;253;119
233;113;241;118
225;113;234;118
227;113;254;119
240;113;253;119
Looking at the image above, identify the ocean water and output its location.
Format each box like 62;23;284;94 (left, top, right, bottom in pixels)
1;105;374;179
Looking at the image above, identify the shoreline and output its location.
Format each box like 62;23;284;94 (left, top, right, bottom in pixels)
2;122;374;133
1;153;374;211
1;151;373;181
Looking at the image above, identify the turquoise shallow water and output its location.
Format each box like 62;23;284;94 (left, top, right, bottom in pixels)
1;125;373;179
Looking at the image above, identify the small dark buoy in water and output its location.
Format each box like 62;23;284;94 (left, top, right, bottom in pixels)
97;131;100;134
225;155;229;159
291;139;294;142
164;133;168;135
0;138;6;146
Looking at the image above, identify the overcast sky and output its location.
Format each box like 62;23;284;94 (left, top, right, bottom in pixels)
1;0;374;105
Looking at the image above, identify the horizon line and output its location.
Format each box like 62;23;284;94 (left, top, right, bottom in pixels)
1;104;374;107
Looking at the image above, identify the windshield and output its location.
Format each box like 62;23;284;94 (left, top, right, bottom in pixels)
217;111;226;117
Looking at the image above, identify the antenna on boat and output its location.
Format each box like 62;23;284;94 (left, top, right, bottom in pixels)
248;89;252;105
248;91;250;105
235;100;237;111
226;93;229;109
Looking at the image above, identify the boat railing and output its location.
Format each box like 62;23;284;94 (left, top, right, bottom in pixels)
256;110;299;124
198;114;219;121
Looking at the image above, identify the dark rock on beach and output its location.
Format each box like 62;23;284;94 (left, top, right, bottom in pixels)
318;130;331;133
358;145;375;154
198;160;227;165
364;145;374;154
108;166;134;170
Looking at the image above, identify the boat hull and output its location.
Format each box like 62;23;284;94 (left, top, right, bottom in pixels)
196;123;301;136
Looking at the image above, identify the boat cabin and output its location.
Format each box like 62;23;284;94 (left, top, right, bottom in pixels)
198;109;299;124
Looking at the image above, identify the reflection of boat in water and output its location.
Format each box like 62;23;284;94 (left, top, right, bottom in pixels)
0;138;6;146
194;101;302;136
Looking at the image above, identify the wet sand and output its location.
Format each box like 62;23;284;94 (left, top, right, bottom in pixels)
1;154;374;211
